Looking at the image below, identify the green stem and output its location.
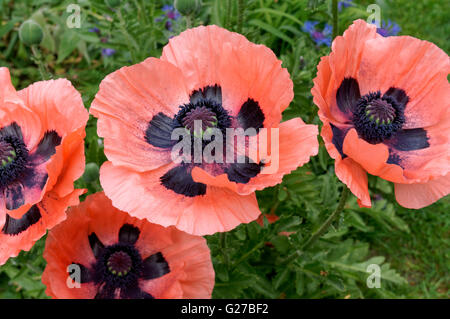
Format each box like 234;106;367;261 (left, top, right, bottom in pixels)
220;232;230;266
225;0;232;29
332;0;338;39
31;45;49;80
185;15;192;29
302;185;349;250
232;240;266;269
116;8;139;62
237;0;245;33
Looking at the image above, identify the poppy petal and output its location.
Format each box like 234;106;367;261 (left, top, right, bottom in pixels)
236;99;265;131
386;118;450;183
335;157;371;207
234;118;319;195
28;130;61;165
90;57;190;172
385;128;429;152
394;173;450;209
160;165;206;197
324;20;380;123
100;162;261;235
161;25;293;128
0;188;84;265
17;78;88;143
118;224;140;245
336;77;361;116
142;252;170;280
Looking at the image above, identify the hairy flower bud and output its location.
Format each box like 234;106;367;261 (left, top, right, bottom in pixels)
19;20;43;46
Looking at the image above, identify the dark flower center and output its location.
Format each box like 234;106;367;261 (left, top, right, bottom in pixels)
0;141;16;166
107;251;133;276
182;106;218;133
176;99;231;137
352;91;405;144
365;99;396;125
94;243;143;289
0;135;28;188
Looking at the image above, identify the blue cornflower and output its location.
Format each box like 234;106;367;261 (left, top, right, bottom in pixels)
376;20;401;37
338;0;354;11
302;21;332;47
162;4;181;21
156;4;181;31
89;27;100;34
101;48;116;57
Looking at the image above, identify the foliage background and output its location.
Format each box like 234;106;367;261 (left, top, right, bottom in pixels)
0;0;448;299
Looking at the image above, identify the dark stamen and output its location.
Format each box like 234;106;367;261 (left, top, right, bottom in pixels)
352;91;405;144
182;106;217;132
0;126;29;189
107;251;133;276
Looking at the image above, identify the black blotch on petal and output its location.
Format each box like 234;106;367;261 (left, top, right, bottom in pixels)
2;205;41;235
95;284;116;299
383;87;409;108
330;123;349;159
225;157;263;184
69;263;93;284
336;77;361;115
0;122;23;140
120;285;154;299
160;165;206;197
141;252;170;280
386;128;429;151
387;150;402;167
4;183;25;211
237;98;265;133
22;167;48;190
89;233;105;259
29;131;61;165
190;85;222;105
118;224;140;245
145;113;179;149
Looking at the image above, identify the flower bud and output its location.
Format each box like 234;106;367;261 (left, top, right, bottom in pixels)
82;163;100;183
174;0;202;16
19;20;43;46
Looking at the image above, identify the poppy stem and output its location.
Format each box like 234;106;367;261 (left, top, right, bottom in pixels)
116;8;139;62
220;232;230;266
332;0;338;39
237;0;245;33
226;0;232;29
301;185;349;250
31;45;49;80
232;240;265;268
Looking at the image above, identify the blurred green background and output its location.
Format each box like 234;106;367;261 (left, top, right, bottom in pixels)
0;0;448;299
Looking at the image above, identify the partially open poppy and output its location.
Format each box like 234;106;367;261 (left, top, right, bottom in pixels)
312;20;449;209
42;192;215;299
0;68;88;264
90;25;318;235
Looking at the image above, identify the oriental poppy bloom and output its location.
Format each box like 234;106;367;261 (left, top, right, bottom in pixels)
312;20;450;209
0;68;88;264
90;25;318;235
42;192;215;299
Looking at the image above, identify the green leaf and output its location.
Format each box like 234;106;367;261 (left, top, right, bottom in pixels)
248;19;295;46
57;30;80;63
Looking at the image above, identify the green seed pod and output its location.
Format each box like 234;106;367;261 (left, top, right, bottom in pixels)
82;162;100;183
174;0;202;16
19;20;43;46
105;0;120;8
